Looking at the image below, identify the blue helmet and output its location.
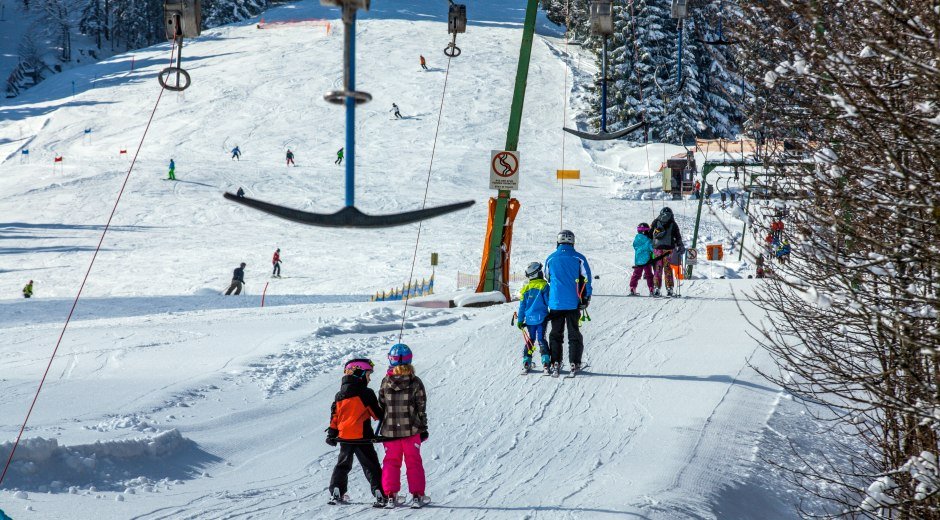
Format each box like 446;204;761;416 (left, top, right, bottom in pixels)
388;343;413;367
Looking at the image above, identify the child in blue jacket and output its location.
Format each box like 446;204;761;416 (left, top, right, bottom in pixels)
517;262;551;372
630;223;654;296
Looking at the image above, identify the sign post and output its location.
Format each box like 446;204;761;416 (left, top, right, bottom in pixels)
480;0;539;294
490;150;520;190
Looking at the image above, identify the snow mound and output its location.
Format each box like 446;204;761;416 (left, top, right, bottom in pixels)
453;291;506;307
0;429;215;492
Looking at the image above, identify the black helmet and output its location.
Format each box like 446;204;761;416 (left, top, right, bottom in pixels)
660;207;674;221
240;262;246;267
557;229;575;245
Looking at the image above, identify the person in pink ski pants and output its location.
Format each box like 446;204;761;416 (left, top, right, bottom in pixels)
378;343;429;508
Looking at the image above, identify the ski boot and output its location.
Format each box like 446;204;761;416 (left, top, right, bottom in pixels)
410;494;430;509
653;288;661;297
328;487;347;505
566;363;580;378
385;493;397;509
666;287;674;297
551;362;561;378
629;290;639;296
372;489;386;508
542;364;551;376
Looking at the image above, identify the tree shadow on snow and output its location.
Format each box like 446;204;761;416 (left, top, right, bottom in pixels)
436;505;651;518
0;100;115;123
0;222;157;232
0;245;116;255
0;293;371;328
578;372;778;393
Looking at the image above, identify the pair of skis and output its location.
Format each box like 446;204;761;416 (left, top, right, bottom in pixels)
329;494;431;509
543;363;588;379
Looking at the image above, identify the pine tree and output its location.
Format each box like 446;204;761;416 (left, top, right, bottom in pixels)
110;0;161;50
691;0;743;138
660;17;704;144
79;0;107;49
626;0;672;139
598;1;630;132
203;0;268;28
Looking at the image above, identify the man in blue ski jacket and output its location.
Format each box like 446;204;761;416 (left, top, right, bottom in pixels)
544;230;592;375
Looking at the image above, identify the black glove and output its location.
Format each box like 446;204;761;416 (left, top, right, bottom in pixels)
517;321;526;330
579;298;590;310
419;431;429;442
325;436;338;447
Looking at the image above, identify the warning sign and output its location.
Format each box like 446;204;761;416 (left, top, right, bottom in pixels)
490;150;520;190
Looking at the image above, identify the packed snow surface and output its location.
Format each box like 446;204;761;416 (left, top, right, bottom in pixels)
0;1;807;518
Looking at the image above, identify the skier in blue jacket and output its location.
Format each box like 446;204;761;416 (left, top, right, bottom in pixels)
517;262;551;372
544;230;592;376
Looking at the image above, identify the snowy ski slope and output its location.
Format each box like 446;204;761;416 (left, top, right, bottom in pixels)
0;1;808;518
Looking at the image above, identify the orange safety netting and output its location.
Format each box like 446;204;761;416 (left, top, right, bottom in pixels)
475;197;521;301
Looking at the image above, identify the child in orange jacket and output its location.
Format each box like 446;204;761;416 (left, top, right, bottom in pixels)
327;358;386;507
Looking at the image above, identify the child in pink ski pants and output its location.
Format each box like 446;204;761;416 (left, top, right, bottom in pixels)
378;345;429;505
381;434;425;496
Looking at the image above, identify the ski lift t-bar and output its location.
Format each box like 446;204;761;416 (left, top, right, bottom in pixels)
221;0;474;227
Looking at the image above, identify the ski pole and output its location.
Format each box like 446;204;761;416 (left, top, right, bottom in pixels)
522;327;537;356
580;308;591;324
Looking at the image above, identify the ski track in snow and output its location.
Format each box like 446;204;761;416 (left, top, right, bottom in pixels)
0;1;812;518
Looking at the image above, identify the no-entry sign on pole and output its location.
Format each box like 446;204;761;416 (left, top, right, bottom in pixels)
490;150;520;190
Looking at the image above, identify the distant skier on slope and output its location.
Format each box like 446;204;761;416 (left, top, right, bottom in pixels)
231;146;241;161
629;223;655;296
22;280;33;299
326;358;386;508
236;187;245;198
650;207;684;297
544;230;592;377
335;148;344;165
272;248;282;278
286;149;296;167
391;103;402;120
378;344;429;509
225;262;246;295
167;158;176;180
419;55;428;70
517;262;551;373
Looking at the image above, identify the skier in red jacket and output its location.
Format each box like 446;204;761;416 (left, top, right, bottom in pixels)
272;248;282;278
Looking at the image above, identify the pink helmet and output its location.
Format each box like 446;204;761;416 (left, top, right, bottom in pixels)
637;223;650;232
344;358;375;375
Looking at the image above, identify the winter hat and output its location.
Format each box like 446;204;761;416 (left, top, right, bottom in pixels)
388;343;413;367
637;223;650;232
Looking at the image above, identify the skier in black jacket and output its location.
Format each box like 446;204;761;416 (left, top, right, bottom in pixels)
225;263;246;295
649;207;685;297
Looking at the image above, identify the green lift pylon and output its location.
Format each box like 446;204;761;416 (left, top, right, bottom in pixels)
481;0;539;293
